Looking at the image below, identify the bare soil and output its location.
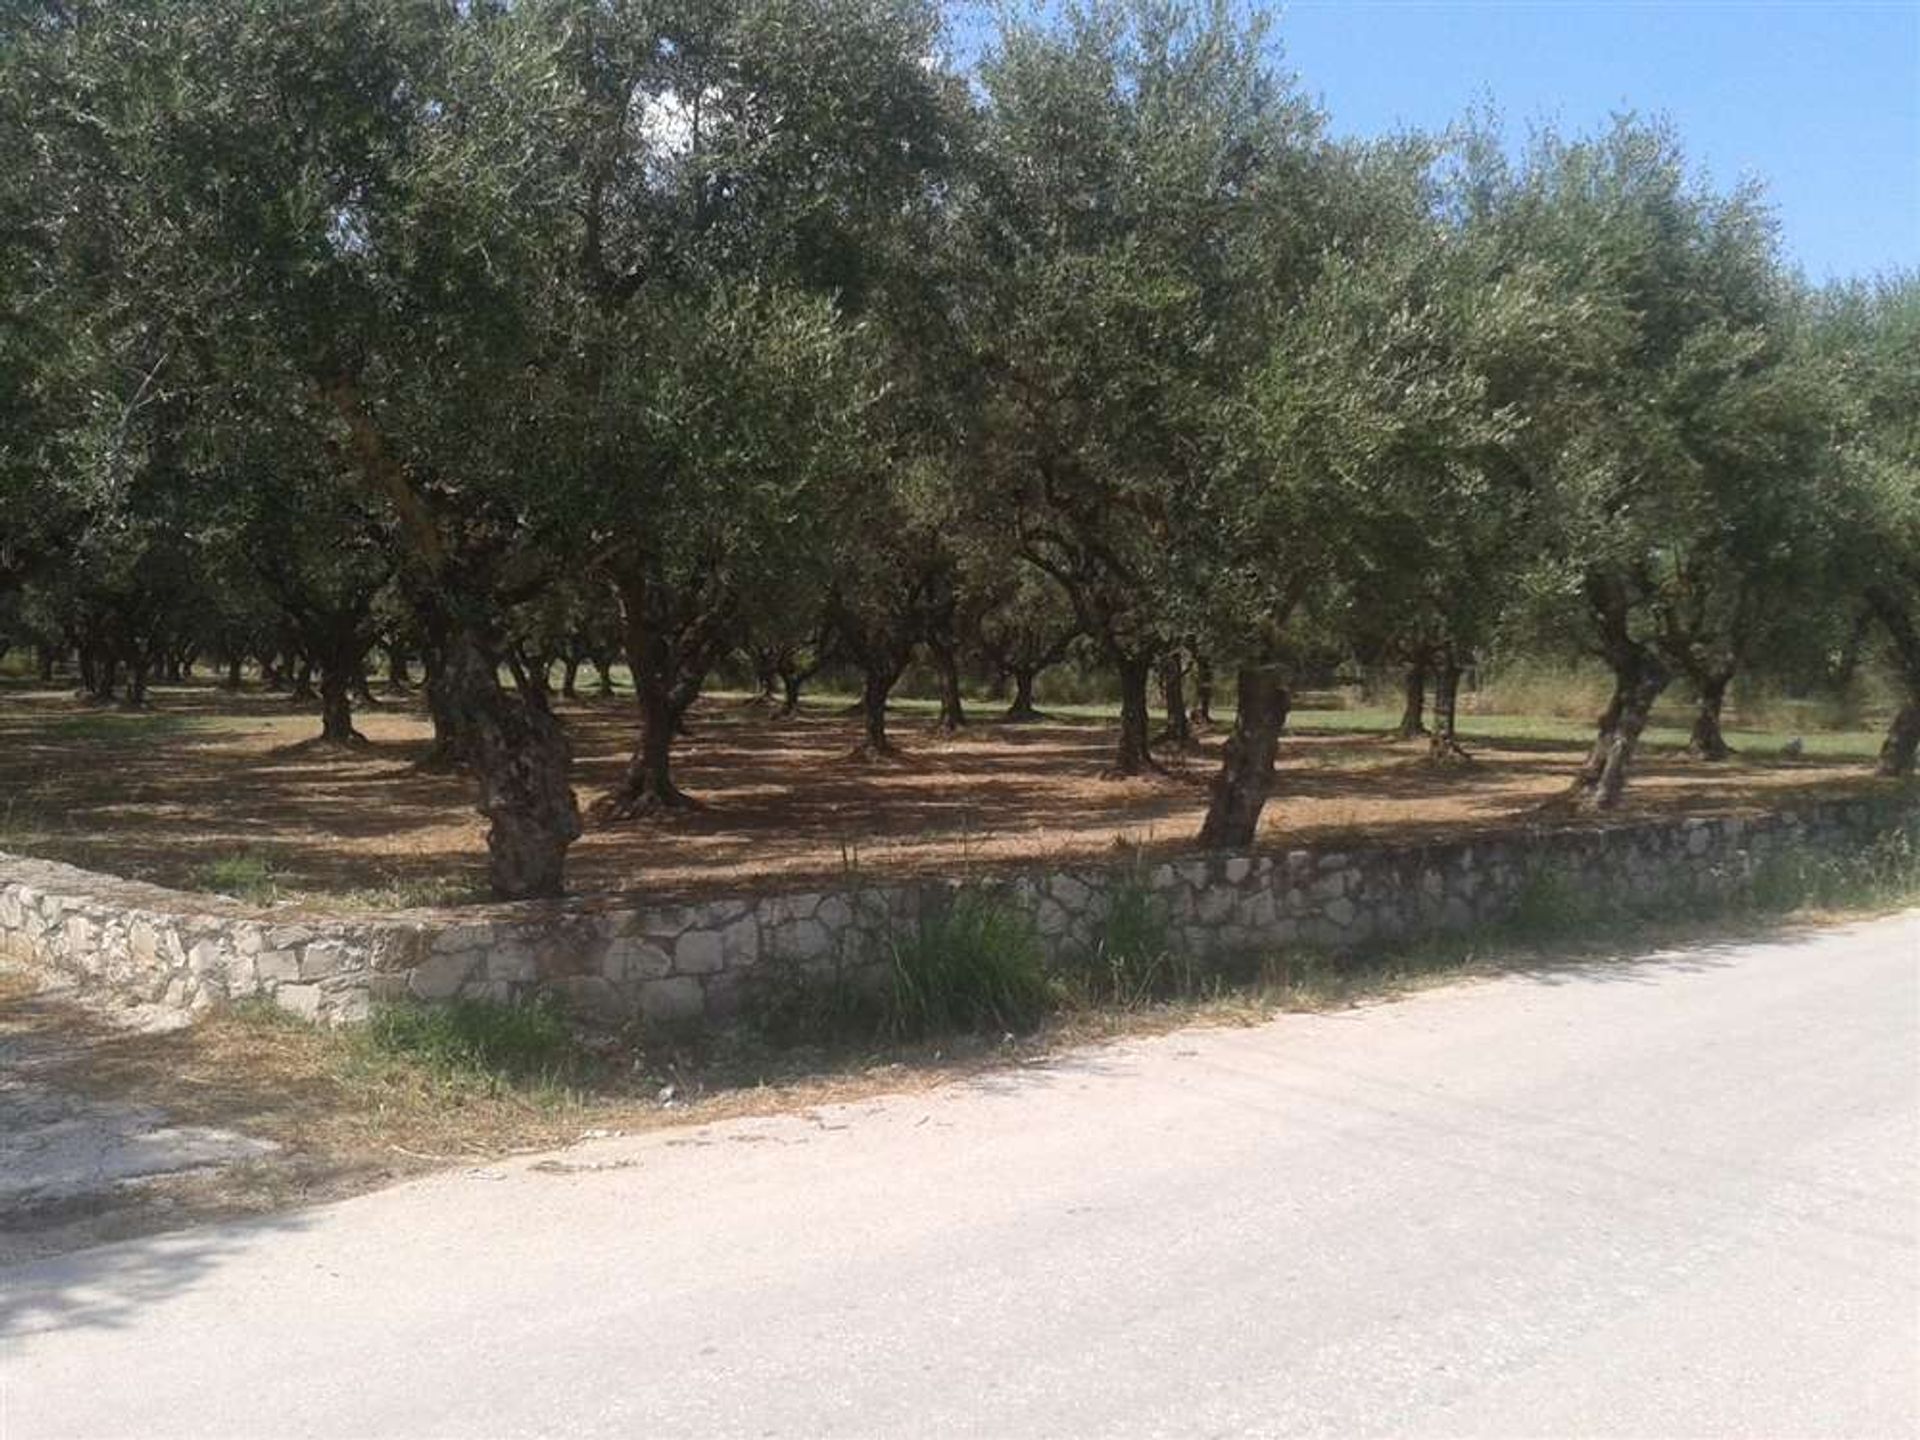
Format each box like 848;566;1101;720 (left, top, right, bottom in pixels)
0;681;1889;905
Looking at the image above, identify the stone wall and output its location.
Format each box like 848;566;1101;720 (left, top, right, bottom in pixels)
2;795;1911;1030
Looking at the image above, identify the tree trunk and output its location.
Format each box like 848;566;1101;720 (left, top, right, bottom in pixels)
598;576;699;819
932;644;966;734
288;659;315;704
442;628;580;899
779;670;807;718
37;645;57;684
385;646;411;693
595;656;618;697
1107;653;1159;777
1156;655;1194;751
1878;701;1920;777
560;655;581;701
223;654;244;690
1428;660;1469;764
1192;656;1213;728
1004;668;1044;722
1576;655;1670;810
121;654;149;709
1687;671;1734;761
1395;664;1429;739
318;667;363;745
850;662;901;759
1198;666;1291;850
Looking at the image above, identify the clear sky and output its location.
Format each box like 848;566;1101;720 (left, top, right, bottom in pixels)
950;2;1920;282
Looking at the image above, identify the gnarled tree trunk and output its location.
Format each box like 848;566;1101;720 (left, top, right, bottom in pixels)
318;667;363;745
851;660;905;759
1198;665;1291;850
442;629;580;899
1107;652;1159;777
1395;663;1428;739
1687;670;1735;761
1428;657;1469;764
1576;652;1670;810
930;639;967;734
1879;702;1920;777
1156;654;1194;751
1003;667;1044;722
598;574;700;819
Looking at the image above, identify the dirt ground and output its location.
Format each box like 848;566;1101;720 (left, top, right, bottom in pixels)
0;680;1891;906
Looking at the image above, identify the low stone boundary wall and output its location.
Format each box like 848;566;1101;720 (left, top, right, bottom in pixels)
2;796;1911;1028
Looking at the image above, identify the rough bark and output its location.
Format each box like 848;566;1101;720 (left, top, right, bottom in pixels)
1575;654;1670;810
1107;653;1160;777
596;575;700;819
1865;588;1920;778
1155;654;1195;751
442;629;580;899
1879;702;1920;777
849;662;903;760
1687;671;1735;761
1395;664;1429;739
1428;660;1470;765
930;641;967;734
1198;666;1291;849
779;670;807;718
317;667;364;745
1003;667;1044;722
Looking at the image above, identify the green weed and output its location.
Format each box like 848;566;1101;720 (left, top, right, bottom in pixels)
195;853;282;904
1066;870;1195;1007
882;888;1053;1041
357;995;587;1090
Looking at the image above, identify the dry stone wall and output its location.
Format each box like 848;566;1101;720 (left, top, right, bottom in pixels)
2;796;1911;1031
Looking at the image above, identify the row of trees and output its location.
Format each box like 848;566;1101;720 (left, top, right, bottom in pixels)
4;0;1915;898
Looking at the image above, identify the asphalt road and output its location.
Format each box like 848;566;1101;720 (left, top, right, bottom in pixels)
4;914;1916;1439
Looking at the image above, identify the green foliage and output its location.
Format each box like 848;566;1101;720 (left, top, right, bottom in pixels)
1066;869;1196;1007
1747;827;1920;914
195;854;281;904
360;996;585;1089
882;890;1055;1040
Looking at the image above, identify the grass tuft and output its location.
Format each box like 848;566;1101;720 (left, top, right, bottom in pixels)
1067;868;1195;1007
357;995;588;1091
882;889;1053;1041
195;853;281;904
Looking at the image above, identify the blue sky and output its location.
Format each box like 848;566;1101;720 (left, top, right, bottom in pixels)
950;2;1920;281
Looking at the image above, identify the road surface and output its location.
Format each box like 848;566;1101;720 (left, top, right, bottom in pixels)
4;914;1916;1438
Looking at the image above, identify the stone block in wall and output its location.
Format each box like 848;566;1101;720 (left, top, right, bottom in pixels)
638;975;705;1028
602;936;673;981
764;917;833;965
408;948;480;1001
674;929;725;975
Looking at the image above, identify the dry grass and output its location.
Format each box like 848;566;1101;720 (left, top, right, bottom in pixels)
0;678;1894;907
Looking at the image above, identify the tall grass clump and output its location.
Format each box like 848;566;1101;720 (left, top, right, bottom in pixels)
882;889;1053;1041
359;994;587;1090
1747;827;1920;915
1067;871;1196;1007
